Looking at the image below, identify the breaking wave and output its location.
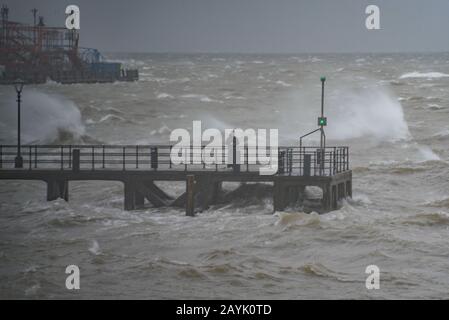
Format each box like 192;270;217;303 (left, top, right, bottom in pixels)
0;90;86;144
283;86;411;141
222;183;273;206
298;262;354;282
400;212;449;226
274;212;321;228
424;198;449;209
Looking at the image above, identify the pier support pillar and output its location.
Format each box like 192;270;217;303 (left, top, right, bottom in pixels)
46;179;68;202
346;180;352;198
186;175;195;217
273;182;306;211
135;191;145;209
332;185;338;210
321;184;331;211
288;186;300;204
211;181;222;204
195;177;221;211
298;185;306;202
124;180;173;210
337;183;343;201
172;178;221;210
273;179;287;211
124;181;136;211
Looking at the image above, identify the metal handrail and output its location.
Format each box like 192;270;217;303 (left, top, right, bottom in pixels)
0;144;350;176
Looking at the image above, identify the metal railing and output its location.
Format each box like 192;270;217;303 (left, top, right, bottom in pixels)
0;145;349;176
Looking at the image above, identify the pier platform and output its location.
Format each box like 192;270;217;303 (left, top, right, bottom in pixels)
0;145;352;214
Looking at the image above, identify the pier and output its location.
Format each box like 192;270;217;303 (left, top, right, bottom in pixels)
0;144;352;214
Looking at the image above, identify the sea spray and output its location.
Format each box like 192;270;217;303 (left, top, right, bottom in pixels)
0;90;85;144
280;85;411;142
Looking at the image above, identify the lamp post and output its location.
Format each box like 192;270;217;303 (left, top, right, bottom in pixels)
319;76;326;175
14;79;24;168
319;76;326;150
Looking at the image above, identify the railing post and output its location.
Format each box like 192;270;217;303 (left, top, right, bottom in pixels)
169;146;172;169
278;150;285;174
215;148;218;172
338;148;341;173
232;136;240;173
341;148;343;172
61;146;64;170
202;146;206;169
72;149;80;172
185;147;188;172
69;145;72;168
0;145;2;169
123;147;126;170
186;175;195;217
29;146;32;170
34;146;37;168
245;146;249;172
136;145;139;169
151;147;158;170
332;147;337;174
102;145;105;169
303;154;311;177
91;146;95;170
222;145;225;171
347;147;349;171
287;148;292;175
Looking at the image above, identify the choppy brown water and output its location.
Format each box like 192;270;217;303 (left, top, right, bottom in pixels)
1;53;449;299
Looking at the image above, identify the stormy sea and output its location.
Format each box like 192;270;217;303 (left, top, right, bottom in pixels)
1;53;449;299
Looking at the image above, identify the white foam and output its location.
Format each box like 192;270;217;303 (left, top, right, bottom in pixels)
399;72;449;79
24;284;41;296
157;93;174;99
427;104;444;110
276;80;292;87
98;114;126;123
417;146;440;161
181;94;223;103
88;240;101;255
158;125;171;134
432;128;449;138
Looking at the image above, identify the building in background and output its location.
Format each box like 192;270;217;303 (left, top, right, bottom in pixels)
0;5;138;84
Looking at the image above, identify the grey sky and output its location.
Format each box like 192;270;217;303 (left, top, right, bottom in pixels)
3;0;449;53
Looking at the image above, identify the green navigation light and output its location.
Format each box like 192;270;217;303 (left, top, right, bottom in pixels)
318;117;327;126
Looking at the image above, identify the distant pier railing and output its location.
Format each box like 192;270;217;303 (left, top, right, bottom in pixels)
0;145;349;176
